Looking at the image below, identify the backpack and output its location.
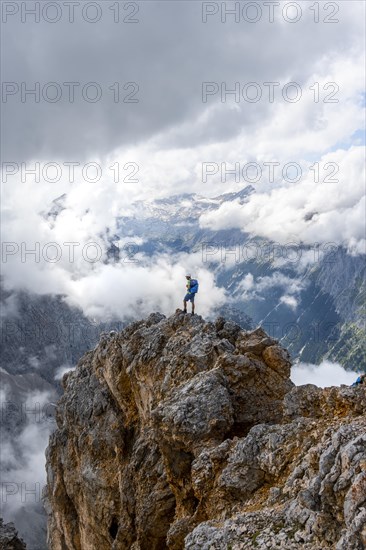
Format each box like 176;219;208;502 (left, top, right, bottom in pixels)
352;375;365;386
190;279;199;294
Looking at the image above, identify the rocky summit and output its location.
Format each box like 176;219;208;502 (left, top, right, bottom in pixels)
44;311;366;549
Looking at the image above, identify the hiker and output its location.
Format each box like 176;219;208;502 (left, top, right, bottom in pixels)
352;373;366;386
183;274;199;315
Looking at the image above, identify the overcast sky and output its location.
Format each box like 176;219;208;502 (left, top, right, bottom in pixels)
1;0;365;316
2;2;364;167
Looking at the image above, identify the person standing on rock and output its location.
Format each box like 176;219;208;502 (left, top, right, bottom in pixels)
352;373;366;386
183;274;199;315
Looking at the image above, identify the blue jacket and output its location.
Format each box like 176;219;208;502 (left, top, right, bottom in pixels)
188;279;199;294
352;375;365;386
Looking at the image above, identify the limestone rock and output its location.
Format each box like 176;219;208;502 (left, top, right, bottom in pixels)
44;311;365;549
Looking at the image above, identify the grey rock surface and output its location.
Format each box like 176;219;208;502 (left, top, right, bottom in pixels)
44;311;365;549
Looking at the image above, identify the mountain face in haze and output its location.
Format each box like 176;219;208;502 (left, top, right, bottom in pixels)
0;518;26;549
0;286;123;384
45;311;366;549
0;367;58;550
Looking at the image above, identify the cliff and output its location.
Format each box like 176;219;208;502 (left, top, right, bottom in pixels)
44;311;366;549
0;518;26;549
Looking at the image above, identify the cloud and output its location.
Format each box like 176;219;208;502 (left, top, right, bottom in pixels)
199;146;366;251
0;389;56;520
236;271;306;303
0;386;8;405
54;364;75;381
1;1;364;165
0;293;19;318
291;360;359;387
280;295;298;310
63;254;227;321
1;3;365;316
1;164;227;320
240;273;254;291
1;160;228;322
28;356;41;369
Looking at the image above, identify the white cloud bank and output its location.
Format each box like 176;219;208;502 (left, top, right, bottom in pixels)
200;146;366;252
54;364;75;381
63;257;226;320
291;360;359;387
0;388;56;520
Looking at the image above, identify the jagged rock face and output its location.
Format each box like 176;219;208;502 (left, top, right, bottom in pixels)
0;518;26;549
45;312;365;549
186;415;366;549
